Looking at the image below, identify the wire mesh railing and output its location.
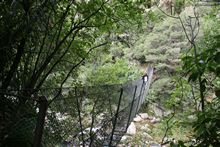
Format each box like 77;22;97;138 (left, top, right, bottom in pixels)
0;67;153;147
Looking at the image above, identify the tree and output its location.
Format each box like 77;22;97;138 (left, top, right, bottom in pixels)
0;0;146;146
162;3;220;146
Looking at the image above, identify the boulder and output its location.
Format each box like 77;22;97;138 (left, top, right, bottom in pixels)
133;115;143;122
139;113;149;119
150;117;160;124
121;135;130;141
126;122;136;135
148;116;154;120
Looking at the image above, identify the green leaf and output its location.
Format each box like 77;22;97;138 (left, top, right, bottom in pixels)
216;66;220;76
215;89;220;97
208;65;216;73
178;140;186;147
214;52;220;63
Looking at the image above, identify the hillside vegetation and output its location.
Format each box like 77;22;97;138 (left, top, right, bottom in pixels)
0;0;219;146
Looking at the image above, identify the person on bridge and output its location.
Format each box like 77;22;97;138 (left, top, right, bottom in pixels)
142;72;148;83
142;66;155;83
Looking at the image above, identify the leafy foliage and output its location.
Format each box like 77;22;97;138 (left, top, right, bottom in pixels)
0;0;147;146
87;59;141;85
193;99;220;146
175;5;220;146
174;0;185;14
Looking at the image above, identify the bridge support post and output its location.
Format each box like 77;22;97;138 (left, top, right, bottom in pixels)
75;87;85;147
33;96;48;147
135;80;145;114
126;86;137;129
109;88;123;146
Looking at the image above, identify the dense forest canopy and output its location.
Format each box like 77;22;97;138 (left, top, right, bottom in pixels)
0;0;147;146
0;0;145;91
0;0;220;146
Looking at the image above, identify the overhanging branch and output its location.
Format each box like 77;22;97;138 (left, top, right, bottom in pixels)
48;42;108;105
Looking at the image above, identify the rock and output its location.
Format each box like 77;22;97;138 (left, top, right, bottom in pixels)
143;132;153;140
163;137;169;142
121;135;130;141
141;124;151;132
145;123;150;127
133;115;143;122
150;117;160;124
164;110;172;116
150;117;156;123
145;140;150;145
149;104;165;117
148;116;154;120
139;113;149;119
156;118;160;122
127;122;136;135
150;143;161;147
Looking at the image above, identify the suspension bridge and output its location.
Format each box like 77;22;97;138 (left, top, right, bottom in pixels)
1;67;154;147
42;67;154;146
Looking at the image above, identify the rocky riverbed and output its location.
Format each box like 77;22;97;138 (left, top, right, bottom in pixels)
118;113;167;147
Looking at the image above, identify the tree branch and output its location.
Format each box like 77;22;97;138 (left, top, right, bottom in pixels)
1;38;26;90
34;29;79;91
161;107;176;145
48;42;108;105
27;1;108;91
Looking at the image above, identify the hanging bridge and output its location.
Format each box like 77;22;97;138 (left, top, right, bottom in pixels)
40;67;154;146
0;67;153;147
